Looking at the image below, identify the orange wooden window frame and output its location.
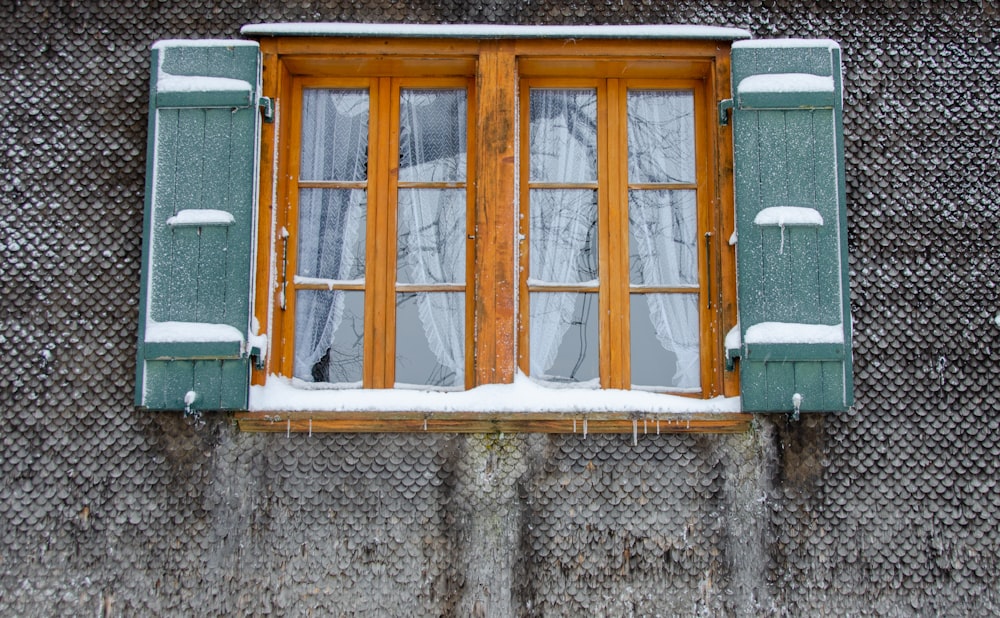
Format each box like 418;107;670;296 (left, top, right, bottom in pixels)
241;37;744;433
517;75;717;394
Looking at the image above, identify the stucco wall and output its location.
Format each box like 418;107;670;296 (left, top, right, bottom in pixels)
1;1;998;615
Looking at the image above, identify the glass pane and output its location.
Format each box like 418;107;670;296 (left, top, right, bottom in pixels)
629;190;697;286
529;89;597;183
529;189;598;285
300;89;368;182
627;90;695;184
398;89;467;183
294;290;364;385
395;292;465;389
296;189;366;281
397;189;465;285
630;293;700;390
529;292;599;385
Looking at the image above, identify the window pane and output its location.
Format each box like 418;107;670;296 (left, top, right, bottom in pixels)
627;90;695;184
529;89;597;183
300;89;368;182
630;293;700;390
629;190;697;286
395;292;464;389
397;189;465;285
294;290;364;385
398;89;467;183
297;189;366;281
529;189;598;284
529;292;599;385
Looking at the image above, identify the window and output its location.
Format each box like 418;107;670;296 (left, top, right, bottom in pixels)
136;28;853;430
285;78;475;390
518;74;711;393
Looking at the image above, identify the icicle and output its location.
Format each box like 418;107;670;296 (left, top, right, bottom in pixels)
643;418;648;435
656;419;660;435
308;418;313;437
632;419;638;446
583;418;588;439
573;418;577;433
423;417;428;431
286;418;291;438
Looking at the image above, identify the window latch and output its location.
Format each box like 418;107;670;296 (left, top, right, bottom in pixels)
258;96;274;123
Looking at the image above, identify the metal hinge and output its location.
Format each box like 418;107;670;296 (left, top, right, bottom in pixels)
258;96;274;123
718;98;734;126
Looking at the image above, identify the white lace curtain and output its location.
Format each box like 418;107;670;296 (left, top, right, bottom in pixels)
294;90;368;382
529;88;701;389
294;88;467;387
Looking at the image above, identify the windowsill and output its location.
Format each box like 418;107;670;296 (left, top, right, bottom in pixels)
234;373;750;434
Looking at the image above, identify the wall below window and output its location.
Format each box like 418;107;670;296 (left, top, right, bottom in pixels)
1;1;998;616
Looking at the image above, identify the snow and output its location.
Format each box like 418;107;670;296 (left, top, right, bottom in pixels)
240;23;751;40
732;38;839;50
157;74;253;94
153;39;258;49
249;371;741;413
166;209;235;227
725;324;741;351
753;206;824;227
145;321;244;344
738;73;834;94
292;276;365;288
744;322;843;345
526;278;600;288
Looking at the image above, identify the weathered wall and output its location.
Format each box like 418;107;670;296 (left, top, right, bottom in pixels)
1;1;998;615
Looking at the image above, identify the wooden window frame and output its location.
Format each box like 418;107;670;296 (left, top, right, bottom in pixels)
238;36;747;433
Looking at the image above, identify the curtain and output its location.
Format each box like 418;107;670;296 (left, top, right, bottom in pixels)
527;90;599;378
627;90;700;388
395;89;467;387
293;89;368;382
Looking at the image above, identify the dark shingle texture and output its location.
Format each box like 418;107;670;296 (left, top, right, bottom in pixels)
1;0;999;615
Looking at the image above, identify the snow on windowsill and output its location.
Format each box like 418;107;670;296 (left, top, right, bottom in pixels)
738;73;834;94
744;322;843;345
145;321;244;344
249;372;741;414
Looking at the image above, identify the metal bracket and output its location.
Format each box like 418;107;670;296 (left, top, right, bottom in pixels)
249;345;266;370
258;96;274;123
718;98;734;126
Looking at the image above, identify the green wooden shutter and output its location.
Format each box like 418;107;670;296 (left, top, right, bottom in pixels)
730;39;854;413
135;40;261;411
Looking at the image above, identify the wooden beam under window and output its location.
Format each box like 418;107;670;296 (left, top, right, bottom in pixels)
234;410;752;434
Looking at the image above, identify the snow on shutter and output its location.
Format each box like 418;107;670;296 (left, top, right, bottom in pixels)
730;39;854;413
135;40;260;411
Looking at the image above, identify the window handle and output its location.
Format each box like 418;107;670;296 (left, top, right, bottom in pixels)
705;232;712;310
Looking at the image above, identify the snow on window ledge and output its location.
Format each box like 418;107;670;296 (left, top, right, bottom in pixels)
249;372;740;414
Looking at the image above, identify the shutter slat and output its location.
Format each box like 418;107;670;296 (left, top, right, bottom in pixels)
731;39;854;413
135;40;260;411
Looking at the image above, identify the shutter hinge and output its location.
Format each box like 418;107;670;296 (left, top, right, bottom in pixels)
258;96;274;123
248;344;267;370
718;98;734;126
